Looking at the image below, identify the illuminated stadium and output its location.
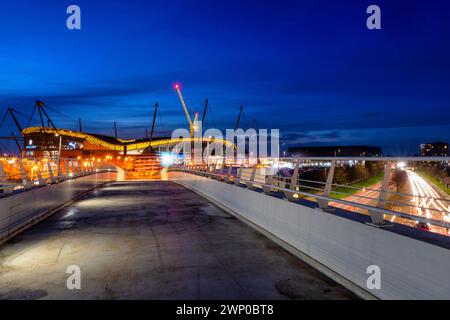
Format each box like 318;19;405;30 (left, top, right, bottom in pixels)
22;126;231;158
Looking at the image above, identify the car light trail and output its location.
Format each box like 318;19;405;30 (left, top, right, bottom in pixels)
406;169;449;232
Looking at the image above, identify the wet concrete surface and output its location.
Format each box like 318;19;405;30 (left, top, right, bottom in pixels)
0;181;356;300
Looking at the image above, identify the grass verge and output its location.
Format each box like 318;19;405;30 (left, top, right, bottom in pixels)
330;173;384;199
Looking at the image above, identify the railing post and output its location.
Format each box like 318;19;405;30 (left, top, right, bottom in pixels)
19;158;32;189
217;163;225;180
245;164;257;189
262;174;274;194
47;161;57;183
37;167;47;186
368;161;393;226
317;159;336;210
234;163;243;185
76;161;84;176
57;160;65;180
284;160;300;201
65;160;71;178
212;162;219;178
0;161;7;184
0;161;13;194
224;164;233;182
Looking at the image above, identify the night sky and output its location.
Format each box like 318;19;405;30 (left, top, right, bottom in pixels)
1;0;449;155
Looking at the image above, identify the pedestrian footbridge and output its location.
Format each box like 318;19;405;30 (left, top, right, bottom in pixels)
0;156;449;300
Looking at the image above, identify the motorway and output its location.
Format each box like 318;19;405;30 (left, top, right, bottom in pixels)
0;181;355;299
402;170;450;235
329;182;381;213
329;171;450;236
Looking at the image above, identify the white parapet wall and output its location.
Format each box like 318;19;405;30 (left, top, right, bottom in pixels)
169;171;450;300
0;172;117;245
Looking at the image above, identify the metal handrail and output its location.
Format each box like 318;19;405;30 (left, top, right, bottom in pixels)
172;167;450;230
265;173;449;203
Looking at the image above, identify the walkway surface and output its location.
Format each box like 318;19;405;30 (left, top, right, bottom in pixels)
0;181;355;299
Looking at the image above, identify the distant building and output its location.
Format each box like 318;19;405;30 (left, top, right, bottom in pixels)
420;142;448;157
288;145;382;157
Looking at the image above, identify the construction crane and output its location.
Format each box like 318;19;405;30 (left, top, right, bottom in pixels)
201;99;208;129
235;106;244;131
174;83;198;138
113;122;118;138
150;102;158;143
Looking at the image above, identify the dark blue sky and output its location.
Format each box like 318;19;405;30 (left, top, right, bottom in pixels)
1;0;449;155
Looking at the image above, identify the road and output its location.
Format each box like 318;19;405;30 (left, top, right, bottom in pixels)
403;169;449;235
329;171;449;236
0;181;355;299
329;182;381;213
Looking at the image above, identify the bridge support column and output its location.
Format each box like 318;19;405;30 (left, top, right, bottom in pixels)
368;161;393;227
284;160;300;201
245;164;257;189
317;159;336;210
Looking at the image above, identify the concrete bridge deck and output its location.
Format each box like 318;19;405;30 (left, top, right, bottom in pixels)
0;181;354;300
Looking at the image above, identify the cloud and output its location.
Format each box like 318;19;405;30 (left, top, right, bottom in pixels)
282;130;341;145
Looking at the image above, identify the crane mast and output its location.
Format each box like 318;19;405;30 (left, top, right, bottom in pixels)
201;99;208;128
235;106;243;131
175;85;193;132
150;102;158;143
175;84;198;137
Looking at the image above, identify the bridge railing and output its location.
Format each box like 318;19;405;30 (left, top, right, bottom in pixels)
0;156;113;195
171;156;450;234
